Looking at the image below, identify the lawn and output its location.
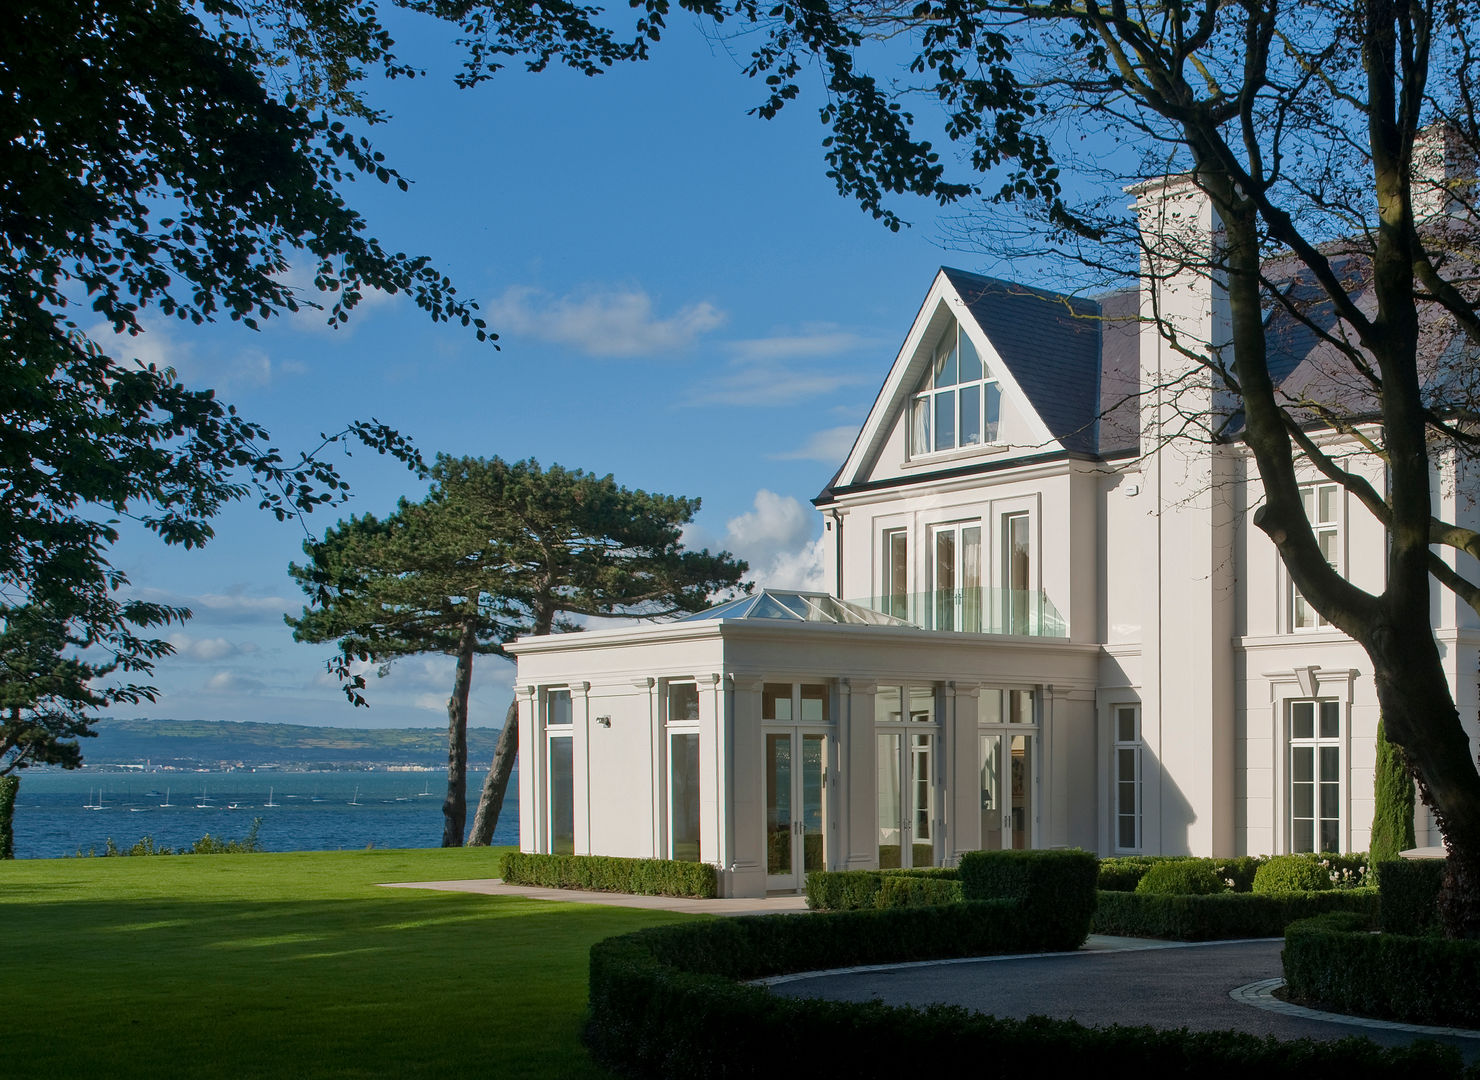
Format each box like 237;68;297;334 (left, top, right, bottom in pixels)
0;847;699;1078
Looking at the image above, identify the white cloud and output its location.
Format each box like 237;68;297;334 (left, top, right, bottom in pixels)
168;634;258;662
488;285;726;357
770;425;859;463
725;325;876;363
91;318;305;392
724;491;827;592
205;670;264;693
277;259;401;335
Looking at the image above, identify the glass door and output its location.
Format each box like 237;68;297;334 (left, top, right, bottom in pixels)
765;729;827;891
930;522;982;631
979;731;1033;850
877;728;938;868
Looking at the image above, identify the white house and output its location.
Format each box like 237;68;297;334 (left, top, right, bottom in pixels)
507;177;1480;897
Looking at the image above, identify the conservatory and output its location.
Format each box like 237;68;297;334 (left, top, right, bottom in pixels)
506;589;1100;897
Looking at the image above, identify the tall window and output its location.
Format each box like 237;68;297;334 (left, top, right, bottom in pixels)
1292;483;1340;630
1003;512;1031;634
882;529;909;619
909;319;1001;456
544;688;574;855
1113;705;1142;852
666;683;700;861
930;521;982;631
1290;699;1342;853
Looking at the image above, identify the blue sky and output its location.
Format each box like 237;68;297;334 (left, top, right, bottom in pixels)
103;12;996;729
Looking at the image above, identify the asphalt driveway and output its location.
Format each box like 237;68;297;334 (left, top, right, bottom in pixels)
765;937;1480;1061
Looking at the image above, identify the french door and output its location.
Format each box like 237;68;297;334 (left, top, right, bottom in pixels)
930;522;982;632
979;731;1034;850
764;729;828;891
877;728;938;868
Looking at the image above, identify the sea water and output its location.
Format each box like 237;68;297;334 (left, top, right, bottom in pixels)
9;768;519;859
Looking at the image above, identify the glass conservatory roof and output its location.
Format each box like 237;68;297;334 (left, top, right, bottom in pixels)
678;590;916;627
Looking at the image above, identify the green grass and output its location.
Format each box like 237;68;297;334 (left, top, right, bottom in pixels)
0;847;699;1078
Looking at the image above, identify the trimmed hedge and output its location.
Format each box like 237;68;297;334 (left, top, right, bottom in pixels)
1284;912;1480;1027
1253;854;1333;894
586;904;1463;1078
1092;888;1380;941
958;849;1099;948
805;868;960;911
1377;858;1445;935
502;852;718;898
1134;859;1225;895
1097;856;1270;894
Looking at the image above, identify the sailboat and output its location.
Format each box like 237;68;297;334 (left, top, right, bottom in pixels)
264;787;278;808
195;784;213;809
348;786;360;807
84;789;104;810
414;778;434;797
159;787;173;807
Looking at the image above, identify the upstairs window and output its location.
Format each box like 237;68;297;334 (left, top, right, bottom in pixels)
1291;483;1341;630
909;320;1001;456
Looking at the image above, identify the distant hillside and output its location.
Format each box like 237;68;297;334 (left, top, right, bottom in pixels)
84;718;502;770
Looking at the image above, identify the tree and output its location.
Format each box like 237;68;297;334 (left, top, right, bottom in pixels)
1;0;665;840
286;455;747;846
691;0;1480;937
1372;718;1418;868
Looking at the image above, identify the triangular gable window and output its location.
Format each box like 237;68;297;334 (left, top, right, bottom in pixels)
909;318;1001;456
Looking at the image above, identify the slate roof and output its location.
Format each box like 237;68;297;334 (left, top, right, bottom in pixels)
941;268;1105;454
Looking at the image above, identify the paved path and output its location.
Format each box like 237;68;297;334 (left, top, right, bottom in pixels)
765;937;1480;1060
378;877;810;916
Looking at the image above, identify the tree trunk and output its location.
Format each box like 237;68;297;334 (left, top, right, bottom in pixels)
0;774;17;859
442;619;478;848
467;697;518;846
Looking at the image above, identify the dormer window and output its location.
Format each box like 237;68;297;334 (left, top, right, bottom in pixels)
909;320;1001;456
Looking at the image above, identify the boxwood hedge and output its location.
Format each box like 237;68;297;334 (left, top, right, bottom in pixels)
805;867;961;910
1092;888;1379;941
501;851;718;898
586;903;1463;1078
1284;911;1480;1027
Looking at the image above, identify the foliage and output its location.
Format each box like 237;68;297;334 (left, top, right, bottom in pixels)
75;817;264;857
805;868;962;910
957;848;1099;948
1092;889;1379;942
586;906;1455;1079
1100;855;1263;893
1133;859;1227;896
1378;859;1448;935
1;0;656;813
1372;719;1418;868
1284;913;1480;1027
501;852;718;899
1253;855;1335;895
0;776;15;859
287;455;746;846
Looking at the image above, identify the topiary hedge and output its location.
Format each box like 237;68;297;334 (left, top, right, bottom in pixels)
586;904;1462;1078
1253;854;1333;894
1097;855;1269;894
1377;858;1445;935
958;848;1099;948
1284;911;1480;1027
502;851;718;898
1092;888;1379;941
806;867;961;910
1134;858;1225;895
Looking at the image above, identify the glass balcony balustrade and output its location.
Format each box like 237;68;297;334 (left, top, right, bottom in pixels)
851;588;1068;637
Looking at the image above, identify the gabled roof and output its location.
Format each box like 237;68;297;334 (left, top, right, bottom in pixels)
941;269;1105;454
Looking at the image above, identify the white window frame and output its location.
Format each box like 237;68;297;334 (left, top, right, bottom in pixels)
881;526;910;621
1108;704;1143;852
1288;698;1344;853
1289;482;1342;631
908;319;1002;458
929;519;983;632
662;680;702;862
541;686;575;856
